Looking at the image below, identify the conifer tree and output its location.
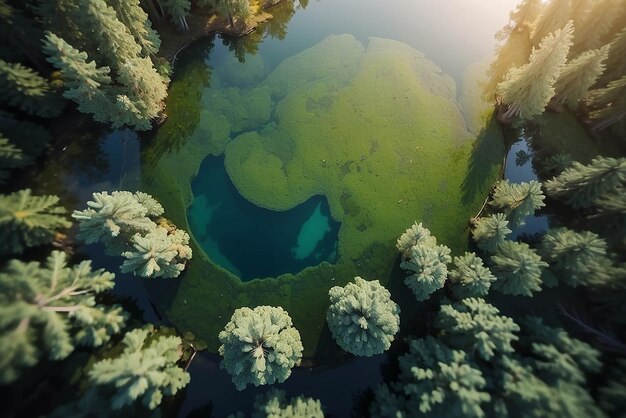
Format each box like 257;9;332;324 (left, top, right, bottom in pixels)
218;306;303;390
570;0;623;54
107;0;161;57
488;180;545;227
0;59;62;117
158;0;190;31
371;337;490;418
252;389;324;418
497;20;574;120
544;157;626;208
538;227;611;287
216;0;252;28
600;359;626;416
0;134;26;183
326;277;400;357
531;0;572;45
87;328;190;410
0;189;71;254
0;251;126;384
401;244;451;302
585;75;626;132
396;221;437;259
472;213;512;253
599;27;626;86
434;298;519;361
552;46;609;108
449;252;497;298
490;240;548;297
42;32;116;125
541;152;573;175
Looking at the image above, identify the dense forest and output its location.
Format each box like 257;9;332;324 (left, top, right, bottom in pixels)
1;0;625;417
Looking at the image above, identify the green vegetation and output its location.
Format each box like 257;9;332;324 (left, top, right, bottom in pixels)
326;277;400;356
0;189;71;255
471;213;512;254
248;389;324;418
218;306;303;390
448;252;497;298
488;180;545;227
400;243;452;302
490;241;548;297
72;191;192;278
0;251;126;384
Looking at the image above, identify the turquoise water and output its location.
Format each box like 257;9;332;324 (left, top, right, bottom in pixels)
188;155;340;280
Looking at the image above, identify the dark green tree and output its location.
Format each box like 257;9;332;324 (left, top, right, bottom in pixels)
490;241;548;297
0;59;62;117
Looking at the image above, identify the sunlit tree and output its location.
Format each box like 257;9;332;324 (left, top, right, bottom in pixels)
552;45;609;108
108;0;161;56
586;75;626;132
497;20;573;120
490;241;548;297
448;252;497;298
531;0;572;45
488;180;545;227
472;213;512;254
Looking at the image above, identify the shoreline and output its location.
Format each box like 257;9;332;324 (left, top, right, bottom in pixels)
155;0;286;63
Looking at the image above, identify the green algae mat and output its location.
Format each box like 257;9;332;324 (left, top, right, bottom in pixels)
142;34;504;358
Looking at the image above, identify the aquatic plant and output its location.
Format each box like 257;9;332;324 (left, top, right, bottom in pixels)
497;20;573;120
218;306;303;390
488;180;545;227
448;252;497;298
400;244;451;302
88;328;190;410
544;157;626;208
372;336;490;418
490;240;548;297
121;227;192;278
326;277;400;356
538;227;610;287
0;189;71;254
396;221;437;259
435;298;519;361
472;213;512;254
0;251;126;384
251;389;324;418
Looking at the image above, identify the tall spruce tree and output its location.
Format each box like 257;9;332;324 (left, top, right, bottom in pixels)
42;32;116;125
544;157;626;208
158;0;190;31
0;60;62;117
598;27;626;86
497;20;574;120
531;0;572;45
107;0;160;57
488;180;545;227
552;46;609;108
490;241;548;297
216;0;252;27
586;75;626;132
570;0;623;54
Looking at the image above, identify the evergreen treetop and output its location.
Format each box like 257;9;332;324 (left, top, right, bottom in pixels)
107;0;160;57
251;389;324;418
0;251;126;384
400;243;451;302
490;240;548;297
448;252;497;298
586;75;626;132
88;327;190;410
0;59;62;117
372;336;491;418
396;221;437;259
497;20;574;120
435;298;519;361
553;45;609;108
544;157;626;208
0;189;71;254
472;213;512;254
488;180;545;227
218;306;303;390
326;277;400;357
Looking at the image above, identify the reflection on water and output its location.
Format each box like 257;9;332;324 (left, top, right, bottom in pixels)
188;155;340;280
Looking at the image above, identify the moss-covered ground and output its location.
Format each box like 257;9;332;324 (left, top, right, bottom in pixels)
141;34;504;359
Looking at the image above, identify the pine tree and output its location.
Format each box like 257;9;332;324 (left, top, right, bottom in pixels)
0;134;26;184
0;59;62;117
326;277;400;357
497;20;574;120
218;306;303;391
42;32;116;125
396;221;437;259
570;0;623;54
0;189;71;254
472;213;512;253
544;157;626;208
252;389;324;418
490;241;548;297
552;46;609;108
87;328;190;410
216;0;252;28
488;180;545;227
538;227;611;287
371;337;490;418
107;0;161;56
158;0;190;31
586;75;626;132
449;252;497;298
401;244;451;302
531;0;572;45
434;298;519;361
0;251;126;384
599;27;626;86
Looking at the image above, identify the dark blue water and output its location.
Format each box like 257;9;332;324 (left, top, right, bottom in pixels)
188;155;340;280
